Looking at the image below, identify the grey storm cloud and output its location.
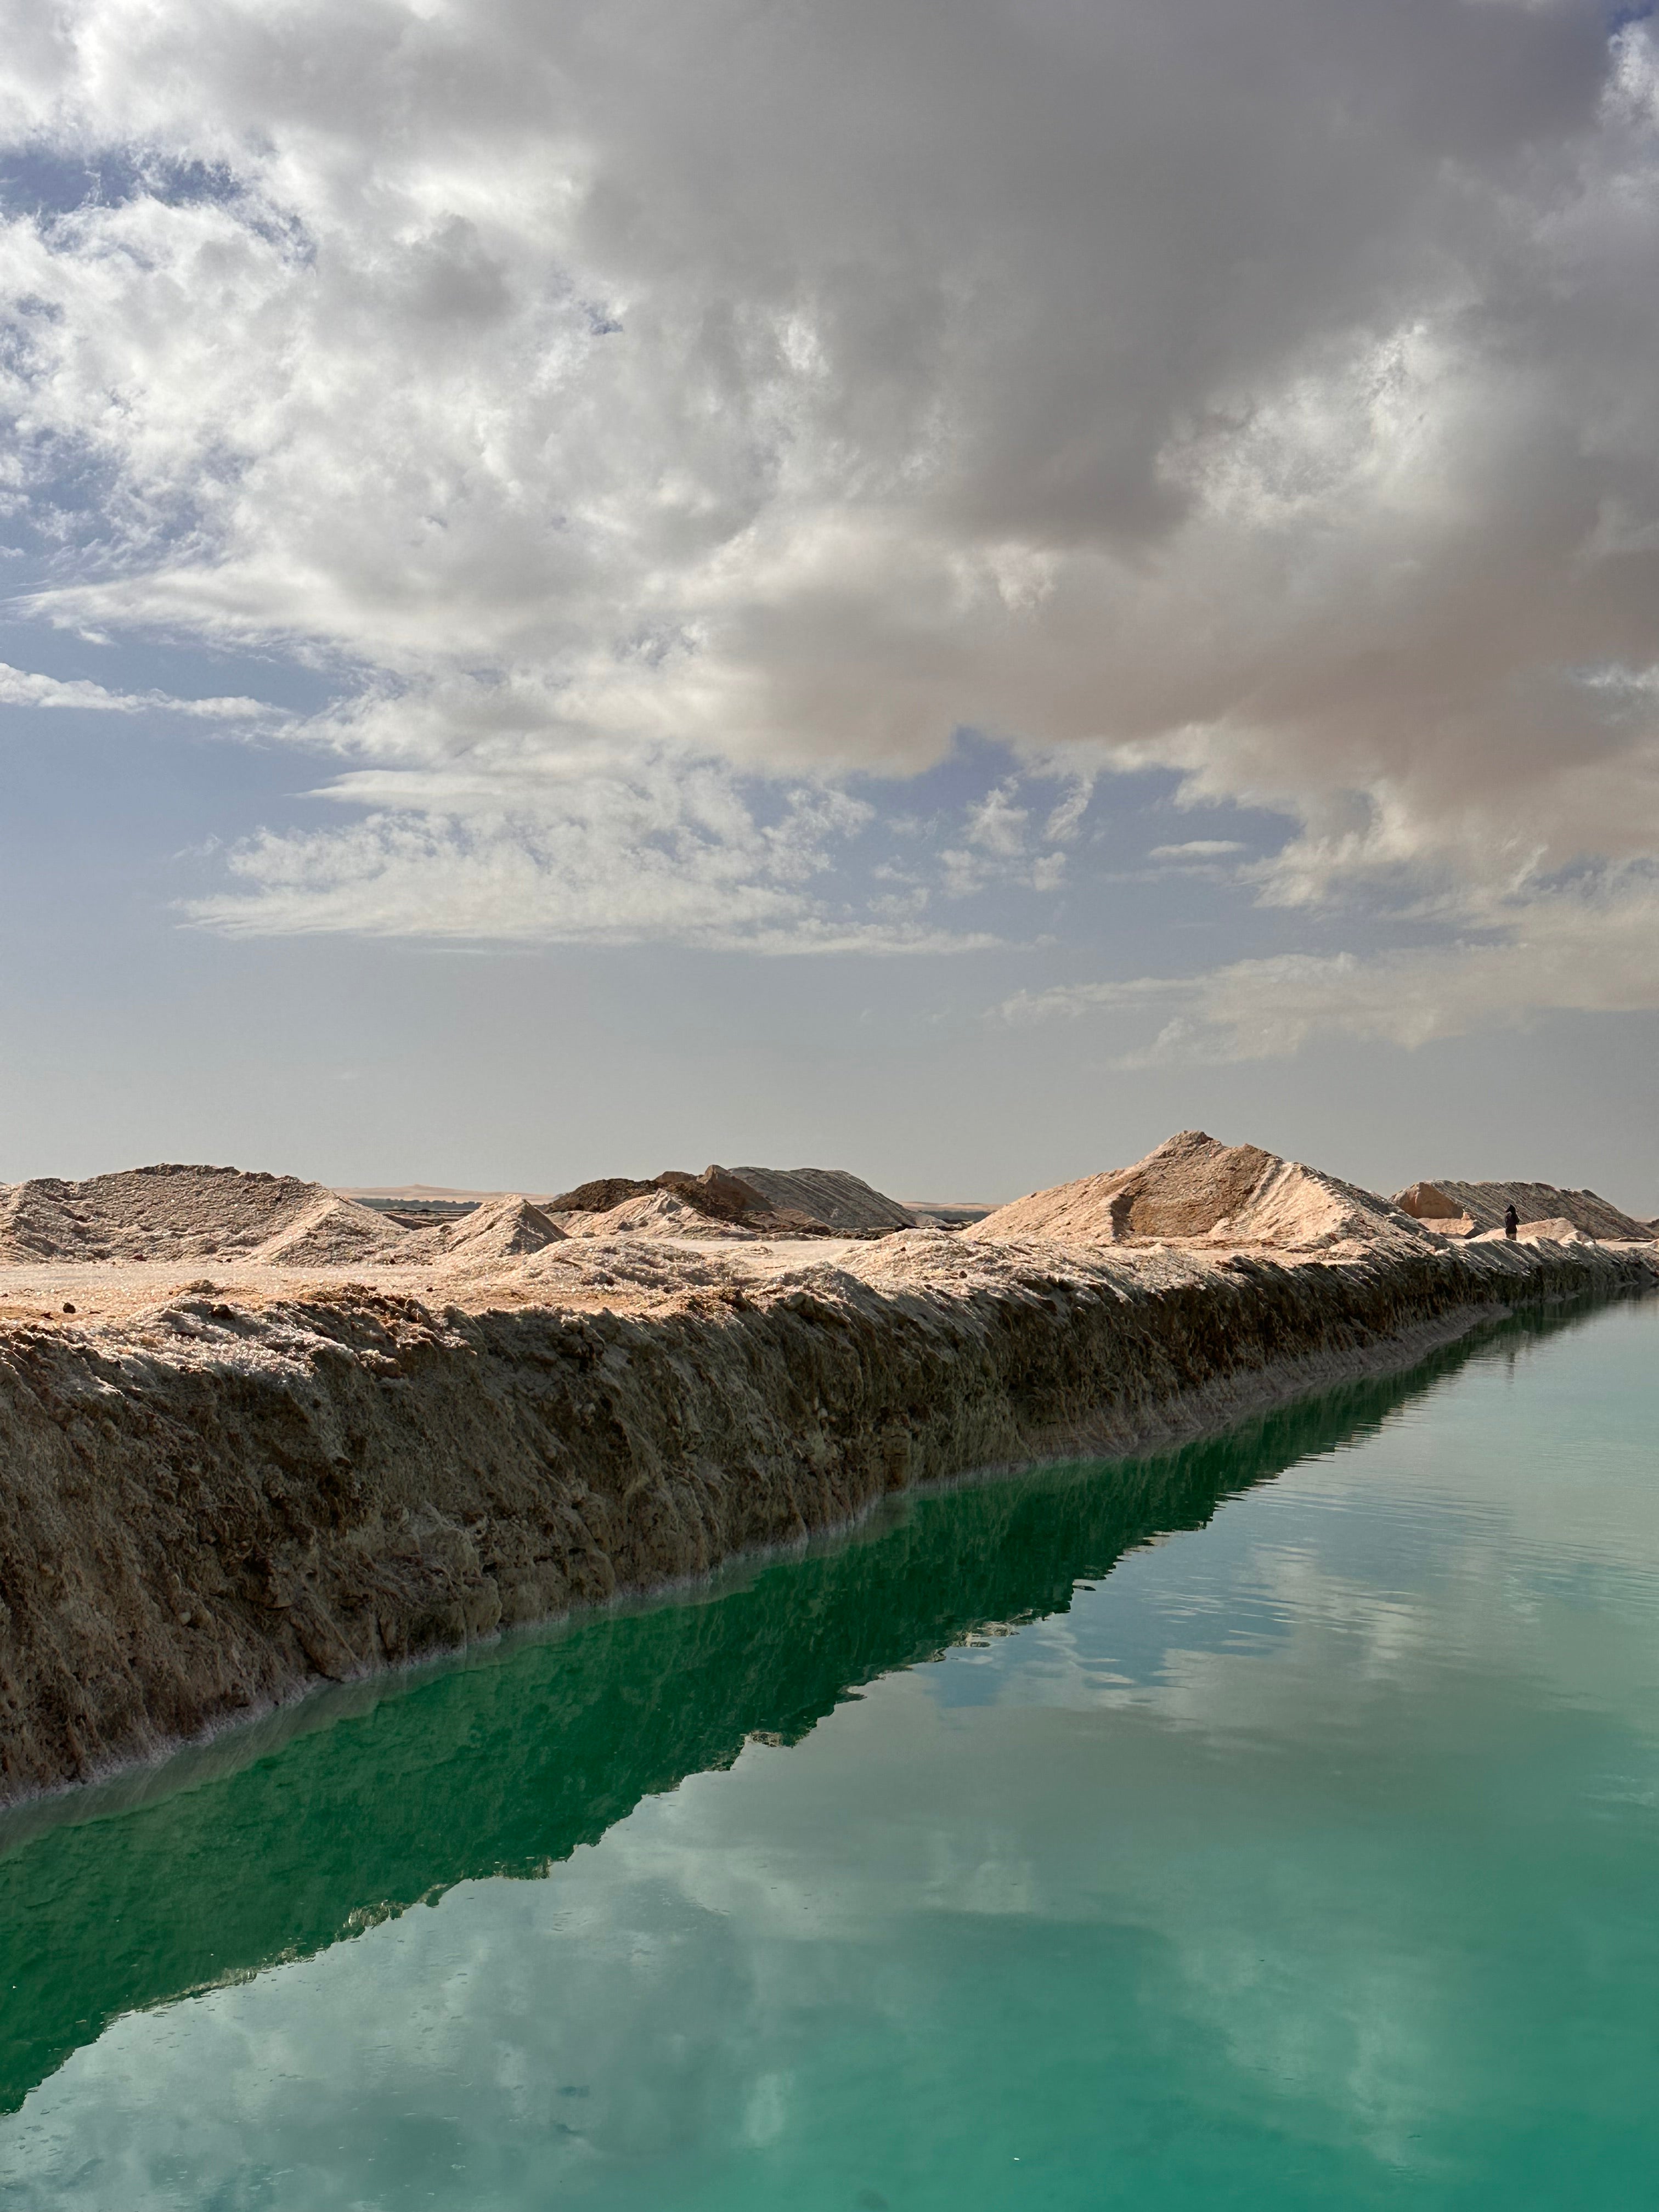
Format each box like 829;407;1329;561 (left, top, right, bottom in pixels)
2;0;1657;1018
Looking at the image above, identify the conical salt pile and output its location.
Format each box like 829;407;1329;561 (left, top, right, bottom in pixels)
250;1194;409;1266
438;1195;566;1261
968;1130;1425;1252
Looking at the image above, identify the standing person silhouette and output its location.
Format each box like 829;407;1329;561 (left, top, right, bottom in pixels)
1504;1203;1520;1240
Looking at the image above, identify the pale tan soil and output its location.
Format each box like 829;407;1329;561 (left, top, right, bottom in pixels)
4;1225;1654;1809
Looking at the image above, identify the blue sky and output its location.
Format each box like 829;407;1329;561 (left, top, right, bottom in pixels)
2;0;1656;1207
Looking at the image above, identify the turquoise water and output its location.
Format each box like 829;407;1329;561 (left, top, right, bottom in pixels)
1;1296;1656;2208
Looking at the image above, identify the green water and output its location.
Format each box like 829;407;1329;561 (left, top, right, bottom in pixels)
1;1297;1656;2209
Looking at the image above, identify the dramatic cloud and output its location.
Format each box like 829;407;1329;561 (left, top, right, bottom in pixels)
3;0;1658;1036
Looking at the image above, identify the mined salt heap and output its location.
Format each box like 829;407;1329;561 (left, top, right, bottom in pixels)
368;1195;569;1269
546;1164;867;1240
0;1165;405;1266
423;1195;566;1262
728;1167;916;1234
967;1130;1429;1253
0;1157;919;1274
1393;1179;1649;1242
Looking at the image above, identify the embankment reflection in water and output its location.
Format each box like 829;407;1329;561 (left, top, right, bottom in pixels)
0;1297;1611;2114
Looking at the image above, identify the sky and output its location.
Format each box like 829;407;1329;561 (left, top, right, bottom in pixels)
1;0;1656;1210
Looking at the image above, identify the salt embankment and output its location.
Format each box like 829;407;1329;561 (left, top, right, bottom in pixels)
1;1132;1654;1804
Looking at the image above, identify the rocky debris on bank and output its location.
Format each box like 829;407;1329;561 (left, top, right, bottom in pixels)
1392;1179;1650;1242
967;1130;1428;1253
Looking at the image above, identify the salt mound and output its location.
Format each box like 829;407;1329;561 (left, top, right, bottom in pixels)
1516;1217;1594;1244
546;1164;840;1240
545;1167;782;1221
250;1194;408;1266
653;1166;780;1223
730;1165;915;1233
0;1164;361;1264
1393;1179;1649;1241
560;1189;763;1241
438;1195;565;1261
968;1130;1425;1252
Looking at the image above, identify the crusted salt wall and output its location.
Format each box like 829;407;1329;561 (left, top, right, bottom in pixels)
1;1231;1653;1804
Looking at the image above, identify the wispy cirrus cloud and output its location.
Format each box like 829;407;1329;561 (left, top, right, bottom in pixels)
1148;840;1245;863
0;659;274;719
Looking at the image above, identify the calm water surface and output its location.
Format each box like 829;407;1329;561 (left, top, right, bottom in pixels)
1;1296;1656;2209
